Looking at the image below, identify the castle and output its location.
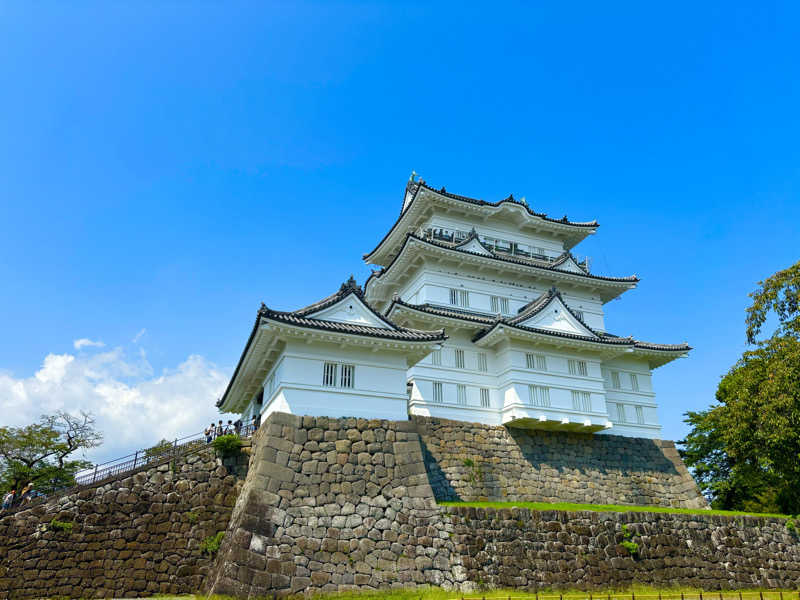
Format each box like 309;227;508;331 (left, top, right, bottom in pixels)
217;175;689;439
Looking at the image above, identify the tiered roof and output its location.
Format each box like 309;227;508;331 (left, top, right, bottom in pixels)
365;232;638;307
386;287;689;368
217;277;445;412
364;179;599;266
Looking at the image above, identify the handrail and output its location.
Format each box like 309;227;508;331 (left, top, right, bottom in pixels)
1;423;258;516
452;592;800;600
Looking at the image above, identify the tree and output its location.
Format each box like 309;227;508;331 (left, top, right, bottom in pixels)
0;411;103;495
680;260;800;514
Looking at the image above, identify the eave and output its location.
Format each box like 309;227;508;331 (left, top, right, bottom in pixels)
218;317;446;414
365;234;637;311
363;184;599;266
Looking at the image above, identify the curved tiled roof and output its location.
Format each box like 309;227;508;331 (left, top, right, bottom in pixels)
409;181;599;227
365;234;638;292
364;180;599;261
387;295;690;353
217;278;446;408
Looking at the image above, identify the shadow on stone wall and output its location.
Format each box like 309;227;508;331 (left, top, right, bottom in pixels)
413;416;706;508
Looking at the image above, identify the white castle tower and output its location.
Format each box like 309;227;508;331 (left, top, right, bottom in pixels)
363;176;689;438
219;176;689;439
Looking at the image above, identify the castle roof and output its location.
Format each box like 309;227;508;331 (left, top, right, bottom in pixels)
217;277;445;411
365;233;637;308
386;289;689;368
364;180;599;266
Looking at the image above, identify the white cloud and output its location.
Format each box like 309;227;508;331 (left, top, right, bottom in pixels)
73;338;105;350
132;329;147;344
0;345;230;464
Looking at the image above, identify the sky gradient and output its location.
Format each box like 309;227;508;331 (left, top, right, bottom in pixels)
1;2;799;461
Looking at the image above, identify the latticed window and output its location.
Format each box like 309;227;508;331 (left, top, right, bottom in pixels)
616;403;627;423
611;371;621;389
527;353;547;370
323;363;337;387
432;382;443;403
630;373;639;391
490;296;509;314
635;405;644;424
323;362;354;388
431;349;442;366
480;388;490;408
456;384;467;405
571;390;591;412
574;310;584;321
340;364;355;388
568;359;588;377
449;288;469;307
454;349;465;369
528;385;550;407
477;352;488;372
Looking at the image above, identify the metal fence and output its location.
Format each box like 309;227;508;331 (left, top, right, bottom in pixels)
454;593;800;600
2;423;258;514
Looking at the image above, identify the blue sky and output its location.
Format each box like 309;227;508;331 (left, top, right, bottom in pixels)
1;2;798;460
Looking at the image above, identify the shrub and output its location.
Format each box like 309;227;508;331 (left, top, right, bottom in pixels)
621;524;639;556
200;531;225;555
621;540;639;556
787;517;798;533
187;511;199;524
49;519;74;533
212;434;242;458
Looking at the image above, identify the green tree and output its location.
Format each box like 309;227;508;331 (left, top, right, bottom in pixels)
0;411;103;495
680;261;800;514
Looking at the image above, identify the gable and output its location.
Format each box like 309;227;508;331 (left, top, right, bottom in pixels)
515;295;596;337
554;255;587;274
456;237;493;256
306;294;394;329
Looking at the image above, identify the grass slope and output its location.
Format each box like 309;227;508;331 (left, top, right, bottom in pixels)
438;500;788;519
161;588;800;600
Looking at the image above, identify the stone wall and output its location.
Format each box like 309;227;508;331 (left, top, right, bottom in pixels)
0;446;248;600
204;412;465;597
414;416;706;509
447;505;800;590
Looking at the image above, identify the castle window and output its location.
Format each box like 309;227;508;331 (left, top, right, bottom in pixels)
432;382;443;403
611;371;621;389
571;390;591;412
449;288;469;307
635;405;644;424
616;403;627;423
490;296;509;314
480;388;490;408
340;364;355;388
477;352;488;372
456;384;467;405
526;353;547;370
528;385;550;407
630;373;639;391
454;349;465;369
568;359;588;377
431;349;442;366
323;363;337;387
574;310;584;321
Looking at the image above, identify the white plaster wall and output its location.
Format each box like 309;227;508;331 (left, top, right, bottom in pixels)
255;340;413;422
396;267;606;330
419;215;566;257
598;356;662;438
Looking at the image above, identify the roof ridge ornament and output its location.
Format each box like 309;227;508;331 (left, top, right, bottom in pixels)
340;275;362;295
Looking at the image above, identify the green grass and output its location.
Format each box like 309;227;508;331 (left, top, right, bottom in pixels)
439;500;789;519
157;588;800;600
